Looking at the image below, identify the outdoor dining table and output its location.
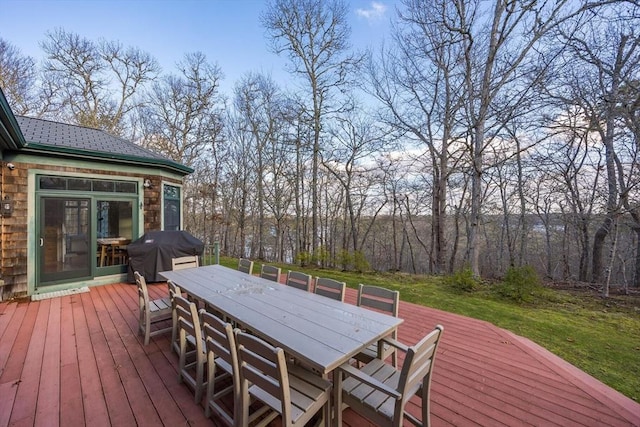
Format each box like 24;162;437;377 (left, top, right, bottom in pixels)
159;264;403;376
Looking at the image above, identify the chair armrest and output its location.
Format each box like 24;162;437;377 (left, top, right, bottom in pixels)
381;336;409;353
338;363;402;400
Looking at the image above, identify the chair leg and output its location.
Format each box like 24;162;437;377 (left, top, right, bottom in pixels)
421;383;431;427
204;353;215;418
142;310;151;346
194;355;204;403
178;330;186;383
333;370;343;427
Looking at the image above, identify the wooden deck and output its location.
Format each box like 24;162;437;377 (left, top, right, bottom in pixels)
1;282;638;426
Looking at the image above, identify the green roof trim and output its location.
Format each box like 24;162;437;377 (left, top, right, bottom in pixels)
20;143;194;175
0;88;27;150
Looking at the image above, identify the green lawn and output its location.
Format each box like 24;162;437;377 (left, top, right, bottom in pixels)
217;257;640;402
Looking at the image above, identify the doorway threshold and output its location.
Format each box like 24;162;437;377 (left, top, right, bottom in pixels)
32;286;90;301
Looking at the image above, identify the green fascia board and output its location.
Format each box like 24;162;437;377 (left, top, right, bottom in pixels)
20;143;194;175
0;90;27;150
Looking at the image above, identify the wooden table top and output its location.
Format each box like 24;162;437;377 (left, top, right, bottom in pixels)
160;264;403;375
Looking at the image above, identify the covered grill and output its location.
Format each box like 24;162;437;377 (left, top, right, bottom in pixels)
126;230;204;282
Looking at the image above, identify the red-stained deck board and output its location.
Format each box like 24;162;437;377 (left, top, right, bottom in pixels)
99;285;187;426
105;284;212;426
436;366;606;427
0;301;36;385
91;286;164;426
80;289;137;426
59;294;84;427
0;381;18;427
34;297;61;427
0;281;638;427
0;303;24;379
0;300;18;338
440;354;595;419
8;300;50;426
72;292;111;427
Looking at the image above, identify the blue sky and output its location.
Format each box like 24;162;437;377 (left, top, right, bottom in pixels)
0;0;397;96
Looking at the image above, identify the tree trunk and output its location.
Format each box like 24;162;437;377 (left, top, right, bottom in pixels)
634;228;640;288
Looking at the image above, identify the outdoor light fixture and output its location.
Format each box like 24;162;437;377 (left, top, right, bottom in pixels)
6;163;15;170
143;179;152;189
2;196;13;216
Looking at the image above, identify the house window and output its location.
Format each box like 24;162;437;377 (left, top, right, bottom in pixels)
164;184;181;231
38;176;138;194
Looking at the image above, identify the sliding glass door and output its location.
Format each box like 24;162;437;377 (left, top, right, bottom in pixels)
38;197;91;284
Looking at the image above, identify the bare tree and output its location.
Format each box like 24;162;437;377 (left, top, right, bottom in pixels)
223;108;257;258
0;38;37;115
450;0;618;277
141;52;223;166
367;0;467;275
41;28;159;136
262;0;361;261
556;8;640;285
233;72;288;260
322;105;390;255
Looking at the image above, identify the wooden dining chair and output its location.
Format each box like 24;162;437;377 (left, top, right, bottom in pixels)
175;294;207;403
167;280;182;354
314;277;346;301
285;270;311;291
333;325;444;427
235;330;332;427
237;258;254;275
172;255;200;270
201;310;276;426
260;264;281;283
355;283;400;367
135;271;172;345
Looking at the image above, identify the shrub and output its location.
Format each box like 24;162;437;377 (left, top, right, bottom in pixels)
296;251;311;266
312;246;330;265
444;267;480;293
336;249;352;270
353;250;370;272
495;265;541;304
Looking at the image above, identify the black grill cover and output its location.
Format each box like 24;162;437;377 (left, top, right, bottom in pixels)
126;230;204;282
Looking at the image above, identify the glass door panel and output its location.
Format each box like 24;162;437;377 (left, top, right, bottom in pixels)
39;197;91;285
96;200;133;268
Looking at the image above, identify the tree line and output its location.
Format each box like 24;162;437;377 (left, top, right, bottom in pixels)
1;0;639;291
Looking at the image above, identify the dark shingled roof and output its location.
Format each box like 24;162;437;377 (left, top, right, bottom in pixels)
14;116;191;174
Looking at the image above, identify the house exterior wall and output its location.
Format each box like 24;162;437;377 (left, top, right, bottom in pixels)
0;158;183;300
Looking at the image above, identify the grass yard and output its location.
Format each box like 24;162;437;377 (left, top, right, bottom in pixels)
219;257;640;402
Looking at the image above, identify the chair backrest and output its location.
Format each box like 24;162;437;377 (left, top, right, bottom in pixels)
260;264;281;283
168;280;182;349
174;294;202;347
201;310;239;423
135;271;150;314
172;255;200;270
357;284;399;316
285;270;311;291
167;280;181;299
397;325;444;411
314;277;346;301
201;310;238;381
238;258;254;275
236;330;292;424
358;284;399;339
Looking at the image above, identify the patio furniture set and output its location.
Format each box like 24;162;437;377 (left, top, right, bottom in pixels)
135;258;444;427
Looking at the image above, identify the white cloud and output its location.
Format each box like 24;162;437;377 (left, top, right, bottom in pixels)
356;1;387;21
